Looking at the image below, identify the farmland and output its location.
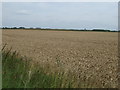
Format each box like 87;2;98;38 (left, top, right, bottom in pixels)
2;29;118;88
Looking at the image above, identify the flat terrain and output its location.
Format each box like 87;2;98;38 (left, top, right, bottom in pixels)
2;30;118;88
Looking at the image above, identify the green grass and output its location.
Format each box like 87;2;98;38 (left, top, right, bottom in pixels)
2;46;73;88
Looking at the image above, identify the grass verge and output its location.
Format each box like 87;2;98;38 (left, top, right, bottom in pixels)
2;46;73;88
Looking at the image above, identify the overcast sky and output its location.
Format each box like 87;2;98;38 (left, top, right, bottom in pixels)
2;2;118;30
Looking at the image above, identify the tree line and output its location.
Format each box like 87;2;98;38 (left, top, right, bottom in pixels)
1;27;118;32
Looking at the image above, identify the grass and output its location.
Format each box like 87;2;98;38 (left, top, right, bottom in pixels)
2;45;73;88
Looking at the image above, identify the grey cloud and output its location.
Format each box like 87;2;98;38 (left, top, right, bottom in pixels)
16;10;31;15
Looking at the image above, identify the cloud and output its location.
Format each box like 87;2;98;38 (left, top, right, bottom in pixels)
2;2;117;30
16;10;31;15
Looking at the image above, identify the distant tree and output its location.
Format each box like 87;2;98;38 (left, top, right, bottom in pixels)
92;29;110;32
35;27;41;29
84;28;87;31
12;27;18;29
3;27;9;29
30;27;34;29
19;27;25;29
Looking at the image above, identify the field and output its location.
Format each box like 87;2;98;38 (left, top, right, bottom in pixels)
2;29;118;88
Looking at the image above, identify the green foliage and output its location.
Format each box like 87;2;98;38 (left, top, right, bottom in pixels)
2;47;73;88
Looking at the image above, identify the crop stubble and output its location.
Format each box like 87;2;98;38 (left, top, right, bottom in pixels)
2;30;118;88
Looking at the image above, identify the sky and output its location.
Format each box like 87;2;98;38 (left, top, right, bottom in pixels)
2;2;118;30
1;0;120;2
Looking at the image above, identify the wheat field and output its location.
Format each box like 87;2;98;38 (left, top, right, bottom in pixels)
2;30;118;88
